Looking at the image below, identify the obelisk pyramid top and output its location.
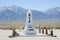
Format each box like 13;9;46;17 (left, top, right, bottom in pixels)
27;9;31;13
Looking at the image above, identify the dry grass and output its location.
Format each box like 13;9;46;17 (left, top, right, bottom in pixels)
0;21;60;30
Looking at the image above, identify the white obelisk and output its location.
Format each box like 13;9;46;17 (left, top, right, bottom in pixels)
23;10;36;35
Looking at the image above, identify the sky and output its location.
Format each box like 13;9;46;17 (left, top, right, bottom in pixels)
0;0;60;11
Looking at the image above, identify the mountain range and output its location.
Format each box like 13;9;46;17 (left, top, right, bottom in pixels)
0;5;60;22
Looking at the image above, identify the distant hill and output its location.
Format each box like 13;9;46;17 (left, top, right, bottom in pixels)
0;5;60;22
45;7;60;20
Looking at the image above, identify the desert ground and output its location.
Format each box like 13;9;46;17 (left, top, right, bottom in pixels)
0;21;60;40
0;29;60;40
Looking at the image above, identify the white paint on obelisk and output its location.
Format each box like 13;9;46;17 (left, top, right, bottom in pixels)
23;10;36;35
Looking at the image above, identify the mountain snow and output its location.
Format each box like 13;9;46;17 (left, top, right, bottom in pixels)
0;6;60;22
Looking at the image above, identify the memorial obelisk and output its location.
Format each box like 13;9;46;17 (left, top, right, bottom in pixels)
23;10;36;35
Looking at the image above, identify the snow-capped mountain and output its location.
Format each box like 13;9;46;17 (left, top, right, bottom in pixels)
45;7;60;19
0;6;26;21
0;6;60;22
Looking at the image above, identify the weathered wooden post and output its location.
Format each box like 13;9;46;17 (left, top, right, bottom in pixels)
45;29;48;35
50;29;53;36
39;26;41;33
12;29;17;37
9;29;19;38
42;29;44;34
